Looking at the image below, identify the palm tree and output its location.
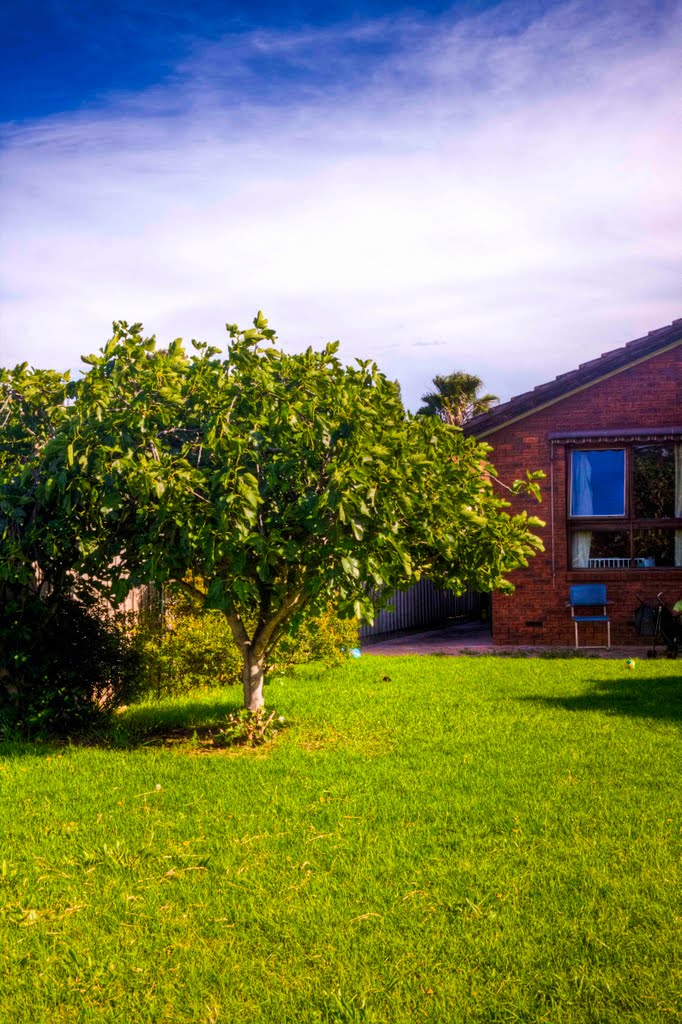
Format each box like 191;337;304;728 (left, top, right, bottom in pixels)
417;372;498;426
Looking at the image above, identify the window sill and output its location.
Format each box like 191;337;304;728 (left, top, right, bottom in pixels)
567;568;682;581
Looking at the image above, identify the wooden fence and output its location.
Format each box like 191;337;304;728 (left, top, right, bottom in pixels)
359;579;481;639
118;583;157;617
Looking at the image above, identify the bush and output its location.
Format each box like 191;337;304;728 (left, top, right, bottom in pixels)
273;607;360;673
136;605;242;696
135;589;360;697
0;589;142;737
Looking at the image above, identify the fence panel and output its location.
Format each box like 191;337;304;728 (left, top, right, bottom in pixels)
117;581;481;640
359;579;481;639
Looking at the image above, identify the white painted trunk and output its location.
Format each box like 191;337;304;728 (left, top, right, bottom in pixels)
243;651;266;711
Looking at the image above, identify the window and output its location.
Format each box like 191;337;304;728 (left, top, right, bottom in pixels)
569;444;682;569
571;450;625;516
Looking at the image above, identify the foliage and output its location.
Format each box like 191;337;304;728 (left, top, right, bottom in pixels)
417;370;498;425
0;364;142;736
272;605;360;673
135;603;243;697
0;590;142;737
0;364;76;596
135;588;359;697
0;362;72;478
1;313;543;713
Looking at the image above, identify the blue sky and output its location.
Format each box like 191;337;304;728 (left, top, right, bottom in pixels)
1;0;681;410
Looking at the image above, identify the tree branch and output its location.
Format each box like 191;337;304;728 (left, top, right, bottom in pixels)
227;612;250;653
252;587;305;658
267;593;311;652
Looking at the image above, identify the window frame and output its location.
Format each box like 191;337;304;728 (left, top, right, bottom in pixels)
567;441;682;570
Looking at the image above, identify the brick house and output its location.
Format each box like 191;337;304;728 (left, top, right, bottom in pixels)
464;318;682;647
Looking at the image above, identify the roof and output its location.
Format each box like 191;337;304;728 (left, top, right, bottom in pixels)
464;317;682;438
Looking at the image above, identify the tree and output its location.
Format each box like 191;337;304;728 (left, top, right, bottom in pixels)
418;372;498;426
2;314;543;712
0;363;83;613
0;366;141;734
0;363;72;588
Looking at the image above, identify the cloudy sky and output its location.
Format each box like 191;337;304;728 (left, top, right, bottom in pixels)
1;0;680;411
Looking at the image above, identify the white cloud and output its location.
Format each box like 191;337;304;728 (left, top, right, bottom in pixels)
1;0;681;410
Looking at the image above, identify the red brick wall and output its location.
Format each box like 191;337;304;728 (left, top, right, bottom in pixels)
485;343;682;646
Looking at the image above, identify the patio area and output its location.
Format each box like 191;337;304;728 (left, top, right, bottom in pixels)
361;619;661;660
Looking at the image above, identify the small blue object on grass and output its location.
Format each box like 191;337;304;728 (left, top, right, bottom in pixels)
350;648;361;659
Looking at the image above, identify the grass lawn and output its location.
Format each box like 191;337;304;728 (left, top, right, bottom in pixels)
1;655;680;1023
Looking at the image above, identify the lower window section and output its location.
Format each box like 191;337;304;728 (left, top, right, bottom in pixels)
633;529;678;568
571;528;682;569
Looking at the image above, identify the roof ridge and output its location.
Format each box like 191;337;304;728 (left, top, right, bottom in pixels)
465;317;682;437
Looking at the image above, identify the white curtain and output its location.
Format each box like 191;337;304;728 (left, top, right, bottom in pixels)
572;452;594;516
572;531;593;568
671;442;675;565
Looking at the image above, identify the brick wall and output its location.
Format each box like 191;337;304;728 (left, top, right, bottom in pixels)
485;343;682;646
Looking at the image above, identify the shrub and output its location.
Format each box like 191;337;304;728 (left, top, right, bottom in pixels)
213;707;288;748
272;607;360;673
0;589;142;737
136;606;242;696
135;588;360;697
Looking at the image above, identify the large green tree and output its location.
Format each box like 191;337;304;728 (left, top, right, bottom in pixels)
418;372;498;426
2;315;543;711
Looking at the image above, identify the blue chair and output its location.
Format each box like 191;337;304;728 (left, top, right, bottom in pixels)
568;584;611;648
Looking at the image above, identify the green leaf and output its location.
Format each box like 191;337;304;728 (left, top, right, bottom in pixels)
341;556;360;579
350;519;364;540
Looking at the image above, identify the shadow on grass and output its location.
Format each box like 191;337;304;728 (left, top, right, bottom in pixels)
110;695;246;747
0;694;246;757
518;675;682;723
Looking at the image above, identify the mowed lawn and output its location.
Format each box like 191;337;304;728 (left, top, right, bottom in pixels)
1;656;680;1024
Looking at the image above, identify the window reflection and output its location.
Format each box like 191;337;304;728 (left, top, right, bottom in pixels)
633;445;675;518
633;529;676;567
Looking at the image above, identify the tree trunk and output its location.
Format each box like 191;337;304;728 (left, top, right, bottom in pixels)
228;592;305;711
242;649;266;711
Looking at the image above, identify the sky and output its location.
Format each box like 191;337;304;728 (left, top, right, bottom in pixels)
1;0;681;411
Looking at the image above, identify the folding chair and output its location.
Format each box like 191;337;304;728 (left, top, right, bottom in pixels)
567;583;611;648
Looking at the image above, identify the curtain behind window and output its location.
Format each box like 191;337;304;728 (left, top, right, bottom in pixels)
572;452;594;516
572;531;592;568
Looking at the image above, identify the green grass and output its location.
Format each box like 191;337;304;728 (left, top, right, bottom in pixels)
1;656;680;1023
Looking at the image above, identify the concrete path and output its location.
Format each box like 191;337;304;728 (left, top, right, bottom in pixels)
361;620;656;660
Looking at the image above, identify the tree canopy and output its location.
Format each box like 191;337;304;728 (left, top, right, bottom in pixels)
418;371;498;426
1;314;543;711
0;363;75;598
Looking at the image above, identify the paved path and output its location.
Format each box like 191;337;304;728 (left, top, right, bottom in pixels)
361;620;653;660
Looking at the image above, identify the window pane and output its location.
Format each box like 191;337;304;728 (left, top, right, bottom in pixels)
633;445;675;518
587;530;629;566
571;530;629;568
633;529;675;567
571;450;625;516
